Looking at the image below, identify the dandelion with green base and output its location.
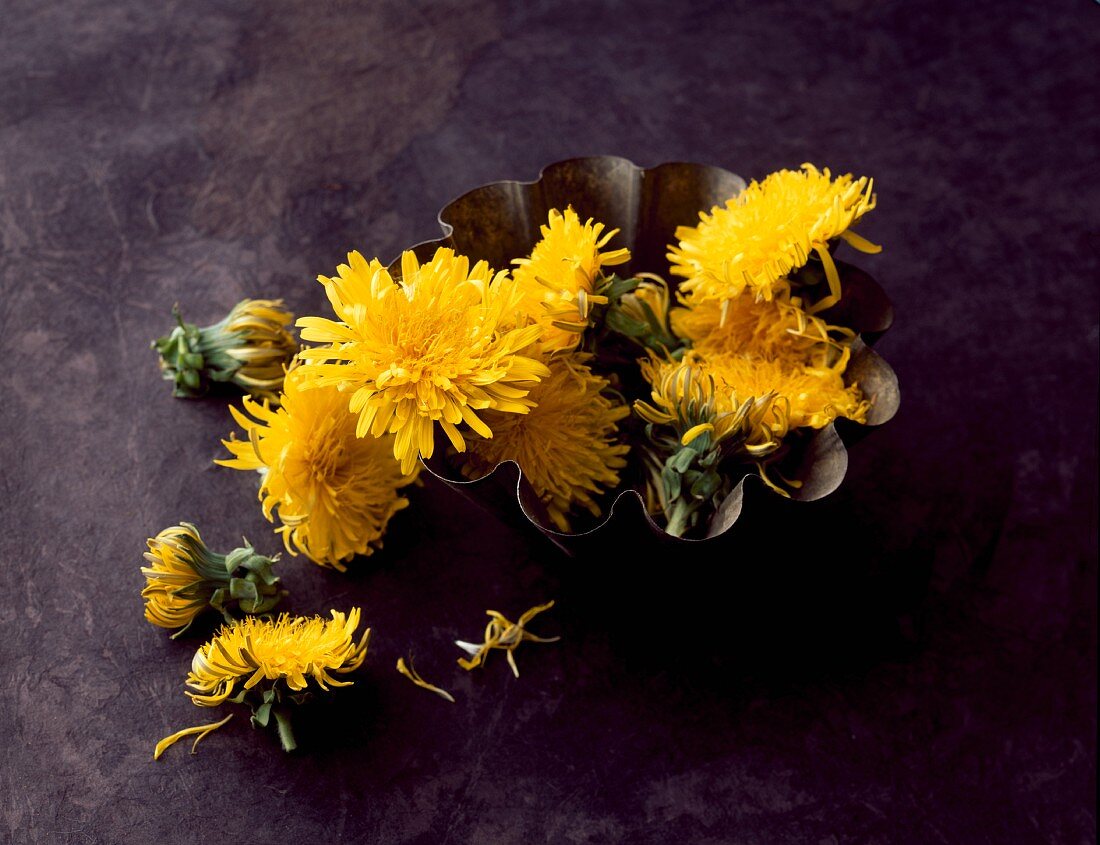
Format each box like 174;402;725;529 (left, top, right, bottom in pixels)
141;523;284;637
152;298;297;400
512;207;631;352
155;609;370;758
635;354;787;537
296;248;550;475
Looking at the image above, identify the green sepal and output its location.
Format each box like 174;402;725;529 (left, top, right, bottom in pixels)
151;303;252;398
604;307;649;337
273;706;297;753
229;578;259;603
602;274;641;300
670;446;696;474
180;352;205;370
251;689;278;728
221;545;284;616
689;471;722;500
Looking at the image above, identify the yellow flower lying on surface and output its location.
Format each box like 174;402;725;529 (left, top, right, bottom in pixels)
141;523;283;636
187;609;370;706
462;354;629;532
297;248;550;475
217;367;417;571
456;601;559;678
512;207;631;351
152;299;297;400
155;609;370;757
669;164;879;313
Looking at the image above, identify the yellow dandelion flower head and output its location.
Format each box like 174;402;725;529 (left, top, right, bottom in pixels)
153;298;298;400
622;277;671;323
669;164;876;304
463;354;629;532
141;524;210;630
187;609;370;707
512;207;631;352
700;348;870;430
217;367;417;571
670;289;849;362
221;298;299;398
635;353;785;455
615;274;673;337
297;247;550;475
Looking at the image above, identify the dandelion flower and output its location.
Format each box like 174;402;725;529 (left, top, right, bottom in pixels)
607;273;682;353
670;289;851;359
669;164;879;312
155;609;370;755
512;207;630;352
456;601;559;677
186;609;370;707
462;355;629;532
152;299;297;400
297;248;550;474
217;367;417;571
635;354;785;536
141;523;283;636
701;348;870;430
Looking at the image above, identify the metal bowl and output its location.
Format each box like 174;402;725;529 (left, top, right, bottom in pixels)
388;156;900;552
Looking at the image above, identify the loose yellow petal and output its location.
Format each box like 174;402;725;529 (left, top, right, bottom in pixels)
396;657;456;703
681;423;714;446
153;714;233;760
456;601;560;677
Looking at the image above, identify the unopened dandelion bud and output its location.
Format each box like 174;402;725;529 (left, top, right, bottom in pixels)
608;274;682;353
152;299;297;400
141;523;285;637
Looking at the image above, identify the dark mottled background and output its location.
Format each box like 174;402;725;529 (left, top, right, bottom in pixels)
1;1;1096;842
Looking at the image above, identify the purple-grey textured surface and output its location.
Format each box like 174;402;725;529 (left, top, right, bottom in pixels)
0;1;1096;843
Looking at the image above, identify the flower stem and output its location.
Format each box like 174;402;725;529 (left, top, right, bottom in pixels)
273;705;297;753
665;499;693;538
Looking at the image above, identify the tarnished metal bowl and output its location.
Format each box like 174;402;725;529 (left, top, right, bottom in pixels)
389;156;899;552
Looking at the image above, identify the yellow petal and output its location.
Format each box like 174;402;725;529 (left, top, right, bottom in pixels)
153;714;233;761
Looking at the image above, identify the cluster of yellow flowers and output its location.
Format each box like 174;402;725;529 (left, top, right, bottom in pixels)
150;164;880;549
142;160;882;756
292;210;635;534
633;164;880;535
